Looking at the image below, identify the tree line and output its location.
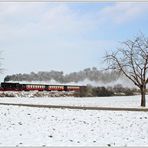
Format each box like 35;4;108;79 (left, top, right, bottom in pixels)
77;84;139;97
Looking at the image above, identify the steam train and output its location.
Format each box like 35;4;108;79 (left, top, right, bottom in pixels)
0;82;84;92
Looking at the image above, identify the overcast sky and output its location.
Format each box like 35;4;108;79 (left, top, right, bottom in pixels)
1;2;148;80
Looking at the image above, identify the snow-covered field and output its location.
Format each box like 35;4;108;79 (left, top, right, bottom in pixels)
0;95;148;108
0;96;148;146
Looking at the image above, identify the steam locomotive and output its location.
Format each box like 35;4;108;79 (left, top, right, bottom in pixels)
0;82;84;91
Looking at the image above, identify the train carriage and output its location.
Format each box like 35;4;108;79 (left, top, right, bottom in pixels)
25;84;45;91
48;85;64;91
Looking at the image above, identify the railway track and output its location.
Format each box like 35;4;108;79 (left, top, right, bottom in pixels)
0;102;148;111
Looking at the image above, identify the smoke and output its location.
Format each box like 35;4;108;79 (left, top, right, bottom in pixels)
9;77;136;88
66;78;135;88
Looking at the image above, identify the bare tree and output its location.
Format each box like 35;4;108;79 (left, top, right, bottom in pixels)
104;34;148;107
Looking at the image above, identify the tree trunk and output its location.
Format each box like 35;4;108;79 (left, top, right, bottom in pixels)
141;87;146;107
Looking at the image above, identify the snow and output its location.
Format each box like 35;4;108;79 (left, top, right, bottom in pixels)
0;95;148;108
0;96;148;146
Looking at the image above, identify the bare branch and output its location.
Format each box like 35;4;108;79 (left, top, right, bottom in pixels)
104;34;148;91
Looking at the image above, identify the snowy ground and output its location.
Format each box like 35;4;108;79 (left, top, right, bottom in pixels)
0;96;148;146
0;95;148;108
